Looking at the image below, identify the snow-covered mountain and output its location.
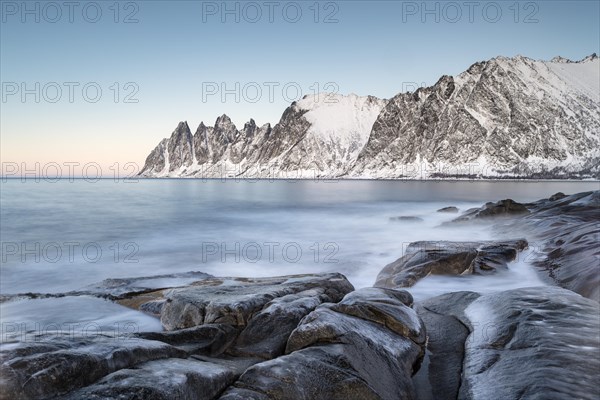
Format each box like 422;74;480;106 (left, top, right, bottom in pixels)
139;93;386;178
140;54;600;179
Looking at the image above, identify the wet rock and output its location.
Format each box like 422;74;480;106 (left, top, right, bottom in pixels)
0;271;213;304
390;216;424;222
0;335;187;400
411;288;600;400
460;287;600;399
83;271;213;299
160;274;353;331
500;191;600;302
437;206;459;213
137;324;238;357
374;239;528;288
411;292;480;400
62;357;258;400
139;299;167;317
450;199;530;223
220;288;426;400
548;191;567;201
230;288;333;359
158;274;354;361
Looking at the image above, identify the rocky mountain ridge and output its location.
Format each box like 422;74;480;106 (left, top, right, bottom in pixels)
140;54;599;179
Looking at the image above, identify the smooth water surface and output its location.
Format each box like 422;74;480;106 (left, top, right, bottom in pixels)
1;179;597;336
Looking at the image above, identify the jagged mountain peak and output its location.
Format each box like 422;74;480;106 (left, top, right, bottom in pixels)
140;53;599;179
215;114;233;126
352;52;599;178
550;53;598;63
174;121;191;132
550;55;574;64
242;119;258;137
195;121;208;134
580;53;598;63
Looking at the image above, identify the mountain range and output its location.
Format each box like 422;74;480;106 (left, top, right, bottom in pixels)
140;54;600;179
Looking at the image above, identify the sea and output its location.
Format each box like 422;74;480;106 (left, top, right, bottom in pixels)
1;179;598;338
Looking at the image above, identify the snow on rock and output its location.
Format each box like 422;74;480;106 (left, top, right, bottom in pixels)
140;54;599;179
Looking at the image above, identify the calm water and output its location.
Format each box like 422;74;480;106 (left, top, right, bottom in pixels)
1;180;598;337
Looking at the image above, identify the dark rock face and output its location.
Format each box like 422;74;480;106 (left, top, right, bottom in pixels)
0;271;214;304
0;335;187;400
230;287;334;359
437;206;459;213
83;271;214;299
461;287;600;399
412;292;480;400
548;191;567;201
139;138;168;175
450;199;530;223
0;274;356;400
375;239;528;288
159;274;353;330
136;324;239;357
62;357;258;400
220;288;426;400
412;287;600;400
501;190;600;302
158;274;354;360
167;121;195;172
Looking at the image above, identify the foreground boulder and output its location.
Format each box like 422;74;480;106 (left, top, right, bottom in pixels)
62;357;259;400
158;274;354;360
413;287;600;400
374;239;528;288
0;335;187;400
0;273;355;400
220;288;426;400
159;274;353;330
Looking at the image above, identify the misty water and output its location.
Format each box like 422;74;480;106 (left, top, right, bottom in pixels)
1;179;598;338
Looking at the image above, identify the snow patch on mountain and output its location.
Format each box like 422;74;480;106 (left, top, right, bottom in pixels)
296;93;386;159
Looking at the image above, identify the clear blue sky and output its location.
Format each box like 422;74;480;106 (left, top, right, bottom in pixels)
1;0;599;173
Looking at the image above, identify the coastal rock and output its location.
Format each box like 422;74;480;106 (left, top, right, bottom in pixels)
83;271;213;299
0;271;213;304
412;292;480;400
390;216;424;222
461;287;600;399
160;274;353;331
230;287;335;359
137;324;239;357
450;199;530;223
548;191;567;201
0;335;187;400
437;206;459;213
158;274;354;361
220;288;426;400
374;239;528;288
62;357;258;400
411;287;600;400
502;190;600;302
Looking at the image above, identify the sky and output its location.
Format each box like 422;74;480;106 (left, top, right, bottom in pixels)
1;0;599;176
